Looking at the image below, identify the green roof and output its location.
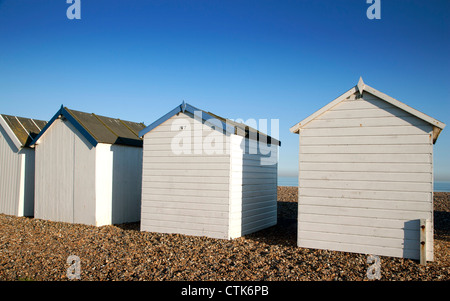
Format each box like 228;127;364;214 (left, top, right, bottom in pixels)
30;106;146;148
0;114;47;147
65;108;146;146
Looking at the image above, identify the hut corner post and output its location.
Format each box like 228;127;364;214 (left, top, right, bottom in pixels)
420;219;427;265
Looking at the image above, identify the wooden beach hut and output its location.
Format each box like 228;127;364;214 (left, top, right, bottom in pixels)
30;106;146;226
0;114;47;217
290;78;445;261
139;102;280;239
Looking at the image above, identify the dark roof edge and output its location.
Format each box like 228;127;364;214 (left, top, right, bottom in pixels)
65;107;99;145
0;114;48;148
139;101;281;146
0;114;23;149
29;105;98;147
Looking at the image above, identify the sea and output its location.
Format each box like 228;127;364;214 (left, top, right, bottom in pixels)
278;176;450;192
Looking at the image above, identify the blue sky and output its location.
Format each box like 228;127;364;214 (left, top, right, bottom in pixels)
1;0;449;180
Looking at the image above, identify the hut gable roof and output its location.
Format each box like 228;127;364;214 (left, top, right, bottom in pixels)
30;106;146;147
289;77;446;143
139;101;281;146
0;114;47;149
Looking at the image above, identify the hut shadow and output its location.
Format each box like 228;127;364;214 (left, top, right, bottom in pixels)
110;144;142;225
365;96;435;134
403;210;450;260
20;147;35;217
403;220;420;260
434;210;450;242
114;221;140;232
244;201;298;247
0;125;35;217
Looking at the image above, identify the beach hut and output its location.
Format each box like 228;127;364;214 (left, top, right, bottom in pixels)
0;114;47;217
290;78;445;261
30;106;146;226
139;102;280;239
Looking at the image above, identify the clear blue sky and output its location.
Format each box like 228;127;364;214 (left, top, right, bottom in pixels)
1;0;449;180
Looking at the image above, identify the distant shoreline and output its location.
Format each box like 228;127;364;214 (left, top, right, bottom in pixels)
277;177;450;192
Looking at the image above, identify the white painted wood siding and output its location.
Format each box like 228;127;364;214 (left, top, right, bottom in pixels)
298;92;434;260
140;112;231;239
34;118;96;225
19;147;35;217
229;135;278;238
0;126;35;217
95;144;142;226
95;143;113;226
0;126;22;216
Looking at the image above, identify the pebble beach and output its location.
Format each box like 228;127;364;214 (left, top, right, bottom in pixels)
0;187;448;281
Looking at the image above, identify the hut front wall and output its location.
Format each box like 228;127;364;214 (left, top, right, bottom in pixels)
35;118;96;225
298;92;434;260
140;112;231;239
228;135;278;238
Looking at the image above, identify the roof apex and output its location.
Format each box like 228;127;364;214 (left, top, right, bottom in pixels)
290;78;445;143
30;106;145;147
357;76;365;94
139;102;281;146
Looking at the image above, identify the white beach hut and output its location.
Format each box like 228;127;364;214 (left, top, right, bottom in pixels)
139;102;280;239
0;114;47;217
290;78;445;261
30;106;146;226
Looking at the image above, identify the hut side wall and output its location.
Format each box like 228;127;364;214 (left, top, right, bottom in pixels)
140;112;231;239
35;118;96;225
19;147;35;217
110;144;142;224
298;92;434;260
95;143;142;226
0;125;22;216
228;135;278;238
95;143;113;226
